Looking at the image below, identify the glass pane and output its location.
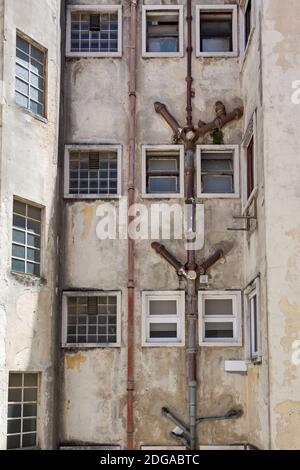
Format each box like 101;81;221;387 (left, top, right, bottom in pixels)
24;374;38;387
150;323;177;338
23;403;37;417
30;87;43;104
15;78;29;96
201;16;232;35
205;299;233;316
16;64;29;82
201;155;233;171
27;234;40;248
27;219;41;235
202;175;233;193
205;322;233;338
13;214;26;229
12;244;25;259
30;100;43;116
26;262;40;277
31;45;44;63
202;37;231;53
16;36;30;53
13;229;26;245
16;91;28;108
147;38;178;53
9;373;22;387
148;176;178;193
12;258;25;273
148;158;178;172
23;418;36;433
8;388;22;402
27;248;40;263
7;434;21;450
30;73;44;90
24;388;37;401
16;49;30;68
30;58;44;76
22;432;36;448
7;404;21;418
149;300;177;315
7;419;21;434
13;200;26;215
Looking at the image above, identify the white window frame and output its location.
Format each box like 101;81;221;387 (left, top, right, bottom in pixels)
142;5;184;58
244;277;261;362
62;291;121;348
142;291;185;347
141;145;184;199
198;291;242;347
196;5;238;58
66;5;122;58
240;0;255;62
64;144;122;199
197;145;240;199
241;111;258;212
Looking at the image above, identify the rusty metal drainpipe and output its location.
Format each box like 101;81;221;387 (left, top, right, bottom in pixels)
127;0;138;451
185;0;197;450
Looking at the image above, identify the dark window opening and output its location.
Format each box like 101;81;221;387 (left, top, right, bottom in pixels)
201;151;234;194
247;136;254;199
200;12;233;53
245;0;252;47
146;152;180;194
146;11;179;53
89;14;100;32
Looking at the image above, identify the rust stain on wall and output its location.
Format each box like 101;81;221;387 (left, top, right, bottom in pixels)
65;353;87;372
80;204;94;240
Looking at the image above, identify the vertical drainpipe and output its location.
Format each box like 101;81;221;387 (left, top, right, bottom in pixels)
185;0;197;450
54;0;66;449
127;0;138;450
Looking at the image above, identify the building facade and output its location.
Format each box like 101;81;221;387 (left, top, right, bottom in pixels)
0;0;299;450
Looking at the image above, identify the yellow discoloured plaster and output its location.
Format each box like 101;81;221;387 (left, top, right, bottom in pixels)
80;204;94;240
65;353;87;372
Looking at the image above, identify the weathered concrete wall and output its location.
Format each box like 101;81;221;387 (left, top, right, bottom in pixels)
63;0;249;449
0;0;61;449
261;0;300;450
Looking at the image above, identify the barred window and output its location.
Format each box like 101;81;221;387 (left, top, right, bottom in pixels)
70;11;118;53
15;34;46;117
63;293;121;346
68;150;118;196
7;373;38;450
12;199;41;277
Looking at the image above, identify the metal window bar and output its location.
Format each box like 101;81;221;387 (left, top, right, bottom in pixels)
71;12;118;53
67;296;118;344
7;373;38;450
69;151;118;196
15;35;46;116
12;200;41;277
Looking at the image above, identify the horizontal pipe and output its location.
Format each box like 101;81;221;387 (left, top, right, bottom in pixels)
198;107;244;137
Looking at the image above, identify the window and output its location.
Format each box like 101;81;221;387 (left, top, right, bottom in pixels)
12;199;41;277
244;0;252;48
198;291;242;346
242;114;257;208
142;145;184;198
64;145;121;198
7;372;38;449
66;5;122;57
15;33;46;117
197;145;239;198
62;292;121;347
142;6;183;57
196;5;238;57
142;291;185;346
245;278;261;361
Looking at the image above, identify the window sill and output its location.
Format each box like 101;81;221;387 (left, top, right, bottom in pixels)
62;343;120;349
10;270;46;286
15;104;48;124
141;193;184;199
66;52;122;59
142;342;185;348
200;341;242;348
198;193;240;199
196;51;238;58
142;52;184;59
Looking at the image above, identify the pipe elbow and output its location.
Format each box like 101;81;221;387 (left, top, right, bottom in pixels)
154;101;165;113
